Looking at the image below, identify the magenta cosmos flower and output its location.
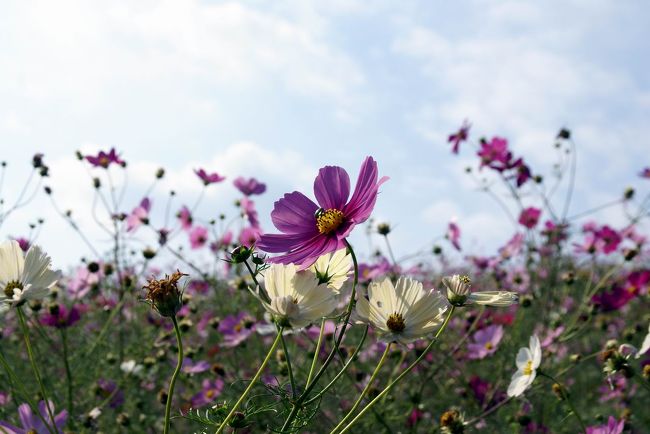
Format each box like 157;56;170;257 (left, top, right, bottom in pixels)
257;156;387;268
518;207;541;229
86;148;124;169
234;177;267;196
448;120;471;154
194;169;226;185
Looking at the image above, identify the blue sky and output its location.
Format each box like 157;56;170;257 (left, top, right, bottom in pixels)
1;0;649;267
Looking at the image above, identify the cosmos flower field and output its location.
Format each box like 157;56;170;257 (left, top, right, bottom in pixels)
0;126;649;434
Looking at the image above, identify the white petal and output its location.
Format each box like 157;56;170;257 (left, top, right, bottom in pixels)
393;277;425;315
507;371;533;397
368;277;396;316
0;240;24;285
22;245;59;291
263;263;297;299
516;347;532;369
467;291;518;307
530;335;542;368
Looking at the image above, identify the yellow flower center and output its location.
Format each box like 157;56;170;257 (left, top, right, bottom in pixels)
484;342;493;351
3;280;23;298
386;313;406;333
459;275;471;284
523;360;534;376
316;209;345;235
99;156;110;167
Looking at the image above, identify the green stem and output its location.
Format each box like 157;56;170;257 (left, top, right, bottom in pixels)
17;307;57;431
0;349;56;434
80;298;126;358
338;306;456;434
61;329;74;422
306;319;326;388
279;240;360;432
331;343;392;433
163;316;184;434
304;325;368;406
216;329;283;434
539;372;586;433
280;330;297;399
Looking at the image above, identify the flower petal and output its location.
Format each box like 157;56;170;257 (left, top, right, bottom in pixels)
314;165;350;210
269;192;320;235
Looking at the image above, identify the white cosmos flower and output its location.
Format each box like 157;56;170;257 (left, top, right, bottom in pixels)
0;240;60;307
507;334;541;397
355;276;448;345
309;248;352;293
258;263;338;329
120;360;143;376
442;274;518;307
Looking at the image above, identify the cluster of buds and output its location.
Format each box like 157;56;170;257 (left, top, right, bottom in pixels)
143;270;187;318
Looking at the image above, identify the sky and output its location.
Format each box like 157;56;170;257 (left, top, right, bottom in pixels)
1;0;649;268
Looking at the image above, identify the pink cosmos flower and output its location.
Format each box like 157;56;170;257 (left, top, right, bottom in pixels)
448;120;471;154
126;198;151;232
586;416;624;434
181;358;210;375
13;237;30;252
86;148;124;169
189;226;208;249
257;156;387;268
239;226;262;247
240;197;260;228
639;167;650;179
358;257;392;283
467;325;503;359
518;207;541;229
234;177;267;196
40;304;82;329
177;206;193;230
191;379;225;408
478;137;511;170
499;233;524;259
218;313;256;348
446;221;461;251
0;391;10;406
194;169;226;185
0;401;67;434
624;270;650;295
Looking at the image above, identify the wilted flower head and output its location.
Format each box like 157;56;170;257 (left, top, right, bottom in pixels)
507;335;541;397
143;270;187;318
0;240;60;307
257;263;338;329
258;156;387;268
355;276;448;345
439;408;465;434
442;275;518;307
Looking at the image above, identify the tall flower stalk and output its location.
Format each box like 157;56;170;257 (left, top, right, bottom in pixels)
163;315;184;434
337;306;456;433
215;329;284;434
17;307;58;431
